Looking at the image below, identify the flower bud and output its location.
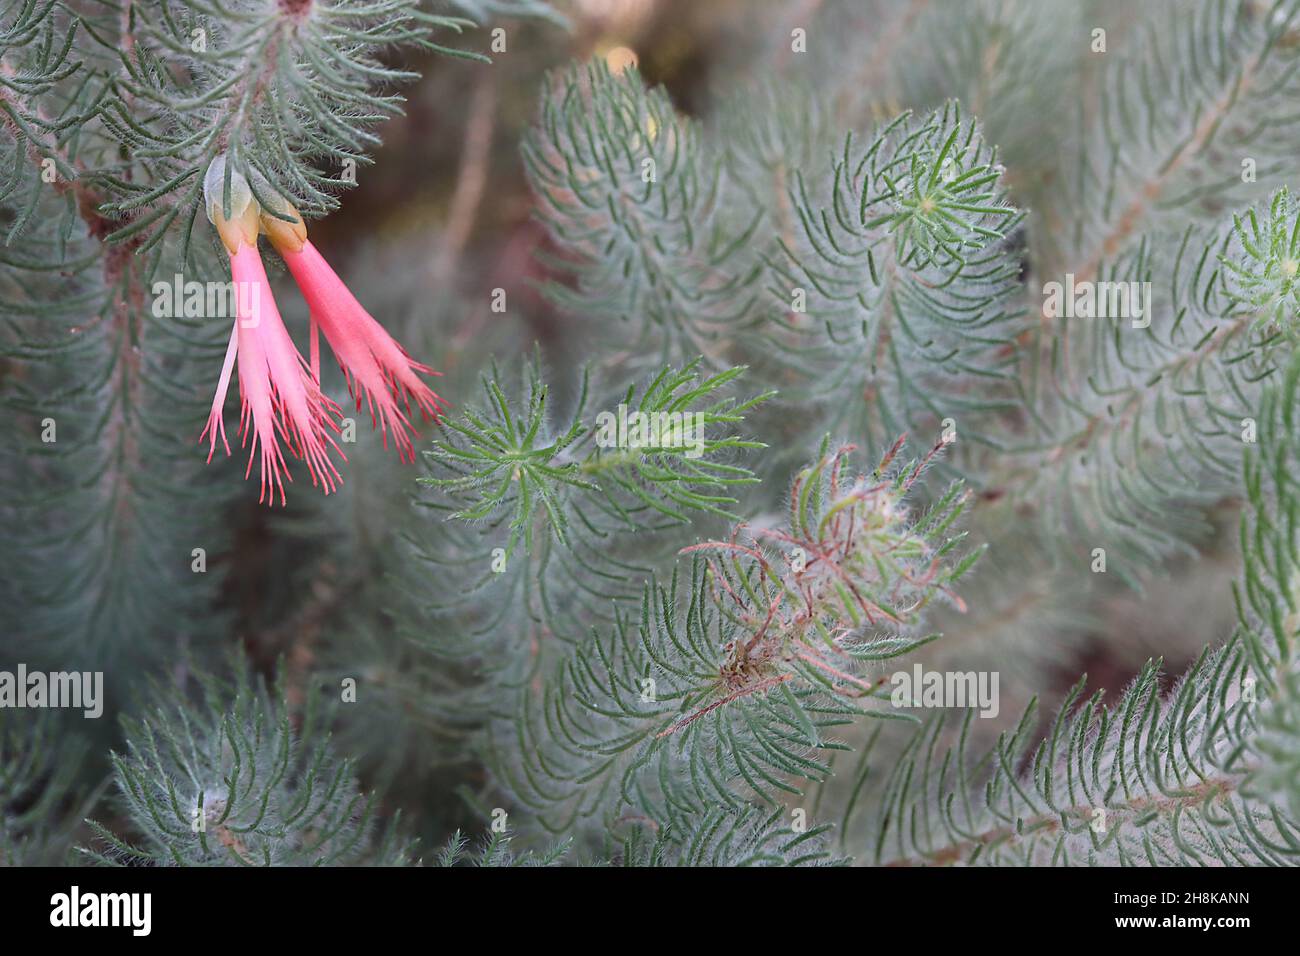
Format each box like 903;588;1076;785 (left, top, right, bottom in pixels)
204;155;259;254
258;192;308;254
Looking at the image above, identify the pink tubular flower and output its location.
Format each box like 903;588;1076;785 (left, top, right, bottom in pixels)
261;202;446;463
200;185;344;505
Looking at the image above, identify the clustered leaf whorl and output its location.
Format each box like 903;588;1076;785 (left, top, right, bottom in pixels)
491;440;977;836
1223;188;1300;334
421;358;770;557
87;664;414;866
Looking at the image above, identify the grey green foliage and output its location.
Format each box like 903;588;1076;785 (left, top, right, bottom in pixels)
471;0;1300;865
603;805;843;867
92;0;487;262
0;0;560;865
1235;352;1300;820
86;661;416;866
422;358;770;555
1;711;93;866
772;103;1027;447
865;353;1300;866
5;0;1300;870
1006;203;1288;583
434;829;569;866
868;646;1269;865
524;61;747;365
492;440;978;836
0;0;489;668
401;357;770;696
